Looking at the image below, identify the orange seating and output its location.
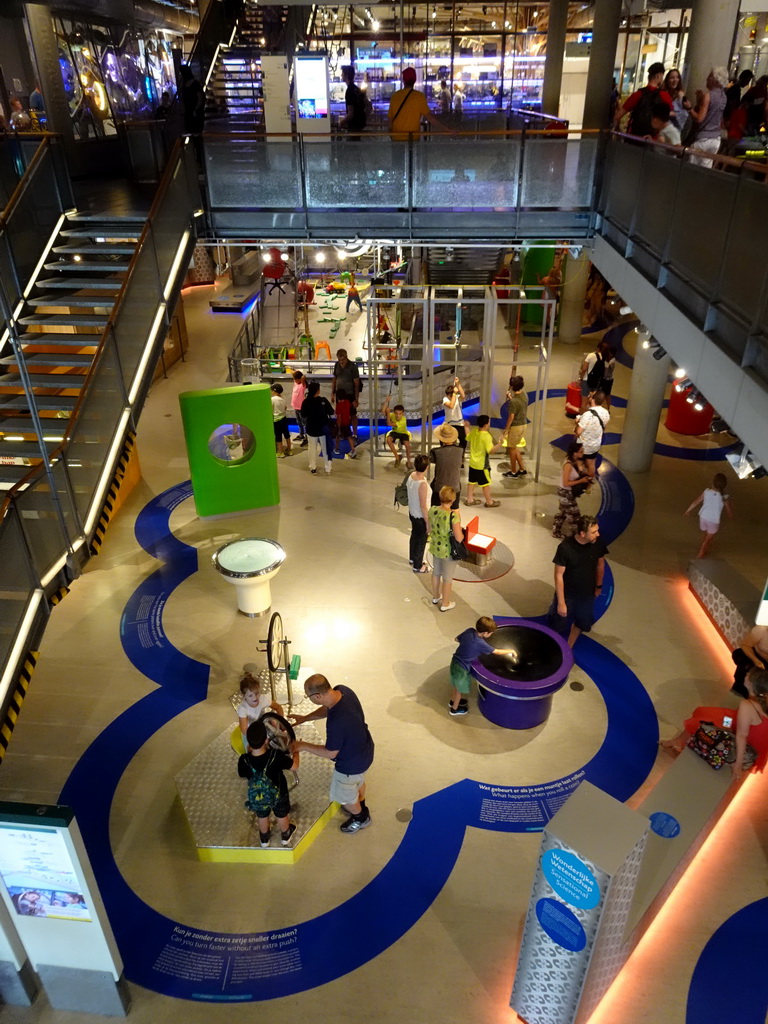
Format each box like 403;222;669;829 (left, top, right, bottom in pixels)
464;516;497;567
314;341;332;360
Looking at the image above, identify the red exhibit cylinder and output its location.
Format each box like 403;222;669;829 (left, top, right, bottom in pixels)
665;386;714;434
565;381;581;418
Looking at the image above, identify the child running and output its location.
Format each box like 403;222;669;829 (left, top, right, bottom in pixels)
335;389;357;459
238;718;298;847
382;395;413;468
684;472;733;558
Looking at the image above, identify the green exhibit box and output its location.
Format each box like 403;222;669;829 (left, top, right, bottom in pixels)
179;384;279;517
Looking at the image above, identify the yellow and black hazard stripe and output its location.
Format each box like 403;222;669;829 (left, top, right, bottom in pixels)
90;431;136;556
0;650;38;763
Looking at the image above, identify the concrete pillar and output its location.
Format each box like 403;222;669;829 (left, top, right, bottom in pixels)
557;248;591;345
543;0;568;117
618;328;671;474
582;0;623;129
683;0;741;93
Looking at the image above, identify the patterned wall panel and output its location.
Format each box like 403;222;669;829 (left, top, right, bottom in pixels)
688;563;756;650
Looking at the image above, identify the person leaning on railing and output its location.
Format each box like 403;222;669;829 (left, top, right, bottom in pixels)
687;66;728;168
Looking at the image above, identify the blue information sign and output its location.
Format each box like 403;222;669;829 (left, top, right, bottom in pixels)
535;898;587;952
542;849;600;909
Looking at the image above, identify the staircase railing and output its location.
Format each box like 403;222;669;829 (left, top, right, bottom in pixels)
0;136;200;721
0;135;74;313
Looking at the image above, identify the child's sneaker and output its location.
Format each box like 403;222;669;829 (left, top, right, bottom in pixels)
259;830;271;848
280;823;297;846
449;704;468;716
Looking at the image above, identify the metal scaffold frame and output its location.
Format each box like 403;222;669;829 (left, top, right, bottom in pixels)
363;284;555;483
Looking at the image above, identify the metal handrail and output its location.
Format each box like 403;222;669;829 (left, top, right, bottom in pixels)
610;129;768;181
0;136;190;519
0;135;50;226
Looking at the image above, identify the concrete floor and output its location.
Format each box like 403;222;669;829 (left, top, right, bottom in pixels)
0;279;766;1024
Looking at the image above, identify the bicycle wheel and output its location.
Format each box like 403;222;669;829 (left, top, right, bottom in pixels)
267;611;283;673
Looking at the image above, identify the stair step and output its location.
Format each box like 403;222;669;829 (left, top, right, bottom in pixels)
0;395;78;412
18;333;101;346
0;416;59;432
2;353;94;367
26;294;114;308
35;277;122;291
0;439;60;457
44;261;131;272
60;228;141;239
0;465;35;485
52;243;137;255
66;213;146;224
20;314;109;327
0;373;87;388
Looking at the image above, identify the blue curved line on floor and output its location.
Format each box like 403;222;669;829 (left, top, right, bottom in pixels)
653;441;740;461
687;898;768;1024
58;460;655;1002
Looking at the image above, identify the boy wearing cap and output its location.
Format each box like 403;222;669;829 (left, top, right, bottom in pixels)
429;423;462;508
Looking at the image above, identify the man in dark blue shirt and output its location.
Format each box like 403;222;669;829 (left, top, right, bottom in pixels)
290;675;374;834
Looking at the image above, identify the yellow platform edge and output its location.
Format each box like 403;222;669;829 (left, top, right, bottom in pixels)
197;802;341;864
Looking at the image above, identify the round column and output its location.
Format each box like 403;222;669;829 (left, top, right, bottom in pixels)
684;0;741;95
582;0;623;129
542;0;569;117
557;248;591;346
618;329;671;474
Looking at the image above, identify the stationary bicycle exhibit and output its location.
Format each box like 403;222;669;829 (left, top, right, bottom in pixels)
175;612;338;863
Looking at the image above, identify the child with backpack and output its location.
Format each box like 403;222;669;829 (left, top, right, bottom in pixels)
238;718;299;848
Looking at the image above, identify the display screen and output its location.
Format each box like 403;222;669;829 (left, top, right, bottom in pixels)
294;55;329;119
0;825;91;922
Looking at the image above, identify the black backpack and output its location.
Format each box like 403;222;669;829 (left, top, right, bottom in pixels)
586;354;604;389
628;87;658;138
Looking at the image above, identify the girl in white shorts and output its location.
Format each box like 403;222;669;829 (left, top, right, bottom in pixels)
684;472;733;558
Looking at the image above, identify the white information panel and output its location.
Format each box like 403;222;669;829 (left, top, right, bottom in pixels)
0;804;122;979
294;54;330;134
261;55;292;135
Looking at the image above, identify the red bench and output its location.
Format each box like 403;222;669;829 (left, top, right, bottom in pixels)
464;516;497;567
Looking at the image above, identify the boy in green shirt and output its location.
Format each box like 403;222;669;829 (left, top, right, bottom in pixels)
465;414;503;507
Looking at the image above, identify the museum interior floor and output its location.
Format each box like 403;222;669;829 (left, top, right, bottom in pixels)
0;278;766;1024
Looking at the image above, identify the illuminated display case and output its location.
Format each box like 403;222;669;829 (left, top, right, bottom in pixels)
54;17;181;138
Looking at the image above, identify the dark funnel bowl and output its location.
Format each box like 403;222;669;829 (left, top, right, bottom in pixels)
471;619;574;729
478;625;563;681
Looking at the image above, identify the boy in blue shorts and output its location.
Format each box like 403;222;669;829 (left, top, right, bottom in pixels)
449;616;499;716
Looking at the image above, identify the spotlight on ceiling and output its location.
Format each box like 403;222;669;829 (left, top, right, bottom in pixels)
726;446;767;480
651;344;667;361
